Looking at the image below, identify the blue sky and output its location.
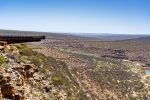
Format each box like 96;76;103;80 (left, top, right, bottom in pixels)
0;0;150;34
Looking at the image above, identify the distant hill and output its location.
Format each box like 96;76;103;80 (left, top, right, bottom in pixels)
74;33;150;40
127;36;150;42
0;29;149;41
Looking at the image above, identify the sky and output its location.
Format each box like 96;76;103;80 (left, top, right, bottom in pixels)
0;0;150;34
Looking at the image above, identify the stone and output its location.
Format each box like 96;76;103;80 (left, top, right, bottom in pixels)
6;67;12;73
23;64;34;71
0;46;4;51
26;70;34;78
4;57;9;63
16;78;24;86
1;82;18;95
15;94;24;100
0;41;7;46
2;73;12;83
44;86;52;92
20;64;35;78
0;73;18;96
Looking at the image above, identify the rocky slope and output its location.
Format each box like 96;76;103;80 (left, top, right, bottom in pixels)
0;44;70;100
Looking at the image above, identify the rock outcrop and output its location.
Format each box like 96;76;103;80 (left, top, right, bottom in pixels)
0;73;18;95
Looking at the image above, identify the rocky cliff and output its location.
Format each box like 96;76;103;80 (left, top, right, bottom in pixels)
0;44;69;100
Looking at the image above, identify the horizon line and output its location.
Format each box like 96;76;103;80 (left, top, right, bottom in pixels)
0;29;150;36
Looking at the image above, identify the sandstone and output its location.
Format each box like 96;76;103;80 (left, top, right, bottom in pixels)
0;73;18;97
23;64;34;71
1;82;18;95
16;78;24;86
26;70;34;78
2;73;12;83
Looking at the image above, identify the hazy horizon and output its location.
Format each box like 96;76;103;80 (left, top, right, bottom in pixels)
1;29;150;36
0;0;150;35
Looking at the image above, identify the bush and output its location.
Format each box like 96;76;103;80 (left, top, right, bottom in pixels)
55;90;59;95
19;47;33;56
128;93;136;99
0;55;6;66
13;43;26;49
30;56;40;66
14;43;33;56
52;75;63;85
20;56;29;63
42;95;46;100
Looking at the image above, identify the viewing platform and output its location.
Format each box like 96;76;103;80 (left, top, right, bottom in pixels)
0;35;45;44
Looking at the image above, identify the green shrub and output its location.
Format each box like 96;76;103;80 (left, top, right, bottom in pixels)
52;75;63;85
42;95;46;100
0;55;6;66
138;67;146;75
19;47;33;56
14;43;33;56
55;90;59;95
13;43;26;49
128;93;136;99
38;53;47;62
41;68;47;74
20;56;29;63
30;56;40;66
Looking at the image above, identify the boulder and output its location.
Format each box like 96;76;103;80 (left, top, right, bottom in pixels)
15;94;24;100
20;64;35;78
2;73;12;83
26;70;34;78
23;64;34;71
16;78;24;86
0;73;18;96
1;81;18;95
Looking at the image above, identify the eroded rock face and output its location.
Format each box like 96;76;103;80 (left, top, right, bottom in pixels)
0;45;28;99
1;74;18;95
23;64;34;78
18;64;35;79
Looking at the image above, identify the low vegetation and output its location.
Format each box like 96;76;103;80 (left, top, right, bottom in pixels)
14;43;88;99
0;55;6;66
